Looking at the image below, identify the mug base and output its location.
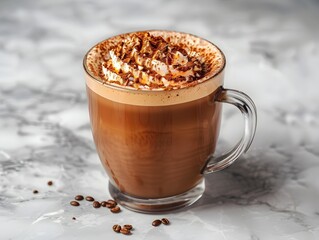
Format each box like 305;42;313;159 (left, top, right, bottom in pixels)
109;180;205;213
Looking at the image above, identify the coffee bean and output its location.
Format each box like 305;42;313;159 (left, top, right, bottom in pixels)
72;217;76;220
101;201;107;207
93;201;101;208
75;195;84;201
70;201;80;206
107;199;117;205
120;228;131;235
110;206;121;213
123;224;133;230
152;219;162;227
33;190;38;194
47;181;53;186
85;196;94;202
105;200;117;208
112;224;121;233
161;218;170;225
105;202;114;208
106;199;117;208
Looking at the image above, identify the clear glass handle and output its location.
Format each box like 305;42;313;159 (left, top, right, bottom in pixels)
201;88;257;174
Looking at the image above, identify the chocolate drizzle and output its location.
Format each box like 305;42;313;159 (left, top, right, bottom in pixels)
94;32;209;90
86;31;224;91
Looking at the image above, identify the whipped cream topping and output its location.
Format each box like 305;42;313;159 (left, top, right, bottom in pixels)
85;31;225;91
96;32;208;90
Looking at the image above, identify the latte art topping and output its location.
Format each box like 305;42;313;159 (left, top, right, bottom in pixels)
95;32;208;90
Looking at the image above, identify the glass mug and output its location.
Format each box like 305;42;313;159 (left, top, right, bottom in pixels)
83;30;257;213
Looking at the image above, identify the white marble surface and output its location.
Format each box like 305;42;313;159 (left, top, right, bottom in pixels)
1;0;319;239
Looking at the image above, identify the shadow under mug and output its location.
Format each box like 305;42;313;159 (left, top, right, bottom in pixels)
83;30;257;213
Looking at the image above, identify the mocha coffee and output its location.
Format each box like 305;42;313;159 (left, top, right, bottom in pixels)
84;31;225;198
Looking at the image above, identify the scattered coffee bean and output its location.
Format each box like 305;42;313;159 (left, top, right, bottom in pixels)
110;206;121;213
106;199;117;208
72;217;76;220
161;218;170;225
93;201;101;208
123;224;133;230
33;190;39;194
85;196;94;202
105;202;113;208
107;199;117;205
112;224;121;233
152;219;162;227
47;181;53;186
120;228;131;235
75;195;84;201
70;201;80;206
101;201;107;207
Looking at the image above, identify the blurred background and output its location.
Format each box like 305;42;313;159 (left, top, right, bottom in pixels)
1;0;319;239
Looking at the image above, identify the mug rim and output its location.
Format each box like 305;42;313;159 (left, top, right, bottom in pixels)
83;30;226;94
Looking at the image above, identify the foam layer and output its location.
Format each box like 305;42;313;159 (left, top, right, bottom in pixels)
84;30;225;106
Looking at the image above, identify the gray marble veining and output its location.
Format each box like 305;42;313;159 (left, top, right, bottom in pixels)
0;0;319;239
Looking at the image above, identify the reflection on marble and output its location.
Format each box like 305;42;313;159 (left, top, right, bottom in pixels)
0;0;319;239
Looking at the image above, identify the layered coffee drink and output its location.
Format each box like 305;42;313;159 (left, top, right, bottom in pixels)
84;31;225;198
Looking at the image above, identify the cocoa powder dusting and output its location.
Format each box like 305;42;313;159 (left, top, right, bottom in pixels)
86;31;223;90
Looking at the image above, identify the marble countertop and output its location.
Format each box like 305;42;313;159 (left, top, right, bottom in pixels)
1;0;319;239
